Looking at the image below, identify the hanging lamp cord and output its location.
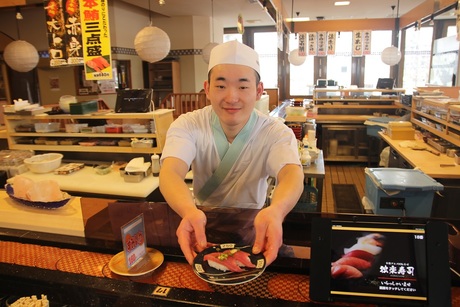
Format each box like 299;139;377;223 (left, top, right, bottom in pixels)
211;0;214;42
148;0;152;25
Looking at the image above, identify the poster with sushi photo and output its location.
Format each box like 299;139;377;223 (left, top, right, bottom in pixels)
329;226;428;301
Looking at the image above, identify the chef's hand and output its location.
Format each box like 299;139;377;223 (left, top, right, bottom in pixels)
176;208;208;265
252;206;284;265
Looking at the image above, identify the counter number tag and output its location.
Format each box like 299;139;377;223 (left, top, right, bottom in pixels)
121;213;147;270
152;286;171;297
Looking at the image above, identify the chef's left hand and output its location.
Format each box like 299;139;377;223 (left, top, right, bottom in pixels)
252;206;284;265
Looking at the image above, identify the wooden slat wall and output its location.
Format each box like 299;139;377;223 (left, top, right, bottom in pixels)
322;164;367;213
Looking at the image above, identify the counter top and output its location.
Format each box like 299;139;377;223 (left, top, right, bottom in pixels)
379;132;460;179
8;165;159;198
0;192;85;236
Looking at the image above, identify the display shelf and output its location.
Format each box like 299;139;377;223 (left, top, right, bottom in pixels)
411;97;460;148
4;109;174;154
313;88;405;116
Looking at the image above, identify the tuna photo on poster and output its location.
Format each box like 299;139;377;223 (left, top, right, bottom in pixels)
329;228;428;299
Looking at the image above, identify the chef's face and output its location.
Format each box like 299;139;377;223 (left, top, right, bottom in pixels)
205;64;263;130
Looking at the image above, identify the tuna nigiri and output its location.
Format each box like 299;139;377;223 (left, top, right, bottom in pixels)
204;249;255;272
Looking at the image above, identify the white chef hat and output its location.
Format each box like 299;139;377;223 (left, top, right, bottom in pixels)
208;40;260;76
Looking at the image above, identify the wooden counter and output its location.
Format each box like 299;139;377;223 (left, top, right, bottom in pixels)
379;132;460;180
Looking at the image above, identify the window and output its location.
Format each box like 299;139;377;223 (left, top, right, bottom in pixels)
363;31;392;88
253;32;278;88
289;33;314;95
326;31;352;87
223;33;242;43
402;26;433;90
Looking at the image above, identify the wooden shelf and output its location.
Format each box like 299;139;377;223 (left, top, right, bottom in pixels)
411;97;460;148
4;109;174;154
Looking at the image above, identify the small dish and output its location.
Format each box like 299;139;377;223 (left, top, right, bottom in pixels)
193;244;266;285
94;164;111;175
108;247;164;277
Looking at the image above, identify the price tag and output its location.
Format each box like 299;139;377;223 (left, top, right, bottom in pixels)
121;213;147;270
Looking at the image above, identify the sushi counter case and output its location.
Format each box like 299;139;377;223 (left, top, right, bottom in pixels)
0;197;459;306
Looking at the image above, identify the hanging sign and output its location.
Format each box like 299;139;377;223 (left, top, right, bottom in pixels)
317;31;327;56
79;0;113;80
352;30;363;56
298;33;307;56
457;0;460;41
363;30;372;55
327;32;336;55
308;32;317;55
45;0;84;67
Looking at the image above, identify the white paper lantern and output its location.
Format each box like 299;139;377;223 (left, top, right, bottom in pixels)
202;42;219;64
381;46;401;66
3;40;39;72
134;26;171;63
288;49;306;66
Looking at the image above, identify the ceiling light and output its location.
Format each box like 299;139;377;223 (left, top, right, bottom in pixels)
159;0;165;5
15;7;23;20
334;1;350;6
285;17;310;22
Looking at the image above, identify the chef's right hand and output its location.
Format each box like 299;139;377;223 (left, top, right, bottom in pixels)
176;208;207;265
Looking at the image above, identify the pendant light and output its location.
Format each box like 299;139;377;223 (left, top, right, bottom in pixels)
134;0;171;63
288;0;305;66
3;7;39;73
202;0;219;64
381;1;401;66
381;46;401;66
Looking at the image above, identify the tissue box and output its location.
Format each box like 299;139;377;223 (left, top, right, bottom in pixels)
121;167;151;182
387;121;415;140
70;100;98;114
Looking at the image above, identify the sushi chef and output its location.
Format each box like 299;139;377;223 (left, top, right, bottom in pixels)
159;40;303;265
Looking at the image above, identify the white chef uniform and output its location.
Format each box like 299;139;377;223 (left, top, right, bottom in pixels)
161;105;301;209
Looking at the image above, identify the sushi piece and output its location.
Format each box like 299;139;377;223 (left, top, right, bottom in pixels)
231;250;256;268
331;233;385;279
204;253;244;272
204;248;256;272
331;264;363;279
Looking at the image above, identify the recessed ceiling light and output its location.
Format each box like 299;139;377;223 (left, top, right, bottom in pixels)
335;1;350;6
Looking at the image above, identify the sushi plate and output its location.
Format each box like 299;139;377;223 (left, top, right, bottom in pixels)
108;248;164;277
193;244;266;285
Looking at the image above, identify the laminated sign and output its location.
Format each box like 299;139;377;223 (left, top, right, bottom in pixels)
79;0;113;80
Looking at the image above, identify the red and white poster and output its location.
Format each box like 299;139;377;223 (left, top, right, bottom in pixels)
327;32;336;55
363;30;372;55
308;32;317;56
298;33;307;56
352;30;363;56
317;31;327;56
